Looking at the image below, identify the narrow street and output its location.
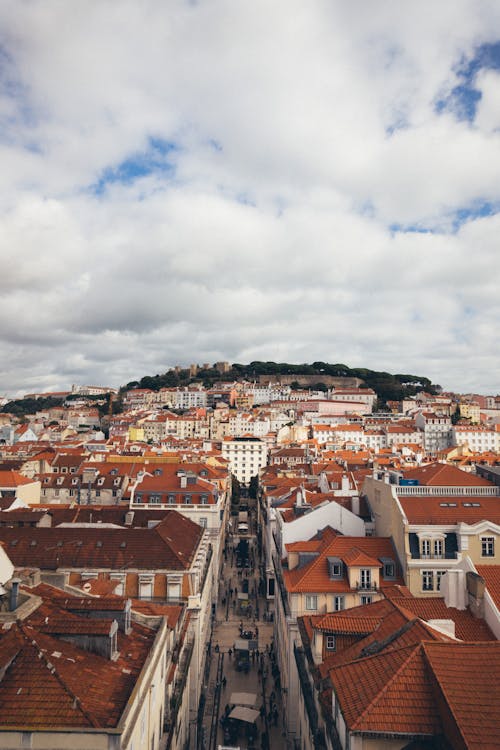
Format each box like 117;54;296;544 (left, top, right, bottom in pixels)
199;508;287;750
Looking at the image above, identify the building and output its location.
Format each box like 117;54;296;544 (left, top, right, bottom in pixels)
363;464;500;596
221;436;268;485
273;526;404;740
0;565;172;750
295;596;499;750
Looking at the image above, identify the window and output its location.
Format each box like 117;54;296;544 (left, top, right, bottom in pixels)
381;558;396;579
200;494;209;504
150;494;161;505
327;557;343;579
361;595;372;605
199;517;207;528
305;595;318;611
421;539;431;558
359;569;371;589
436;571;446;591
168;494;176;504
184;494;192;505
481;537;495;557
326;635;336;650
434;539;444;558
334;596;345;611
422;570;434;591
139;574;154;599
168;576;182;601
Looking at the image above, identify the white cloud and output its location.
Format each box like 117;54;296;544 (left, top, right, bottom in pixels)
0;1;499;396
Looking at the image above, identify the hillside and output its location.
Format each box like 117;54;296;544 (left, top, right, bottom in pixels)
124;361;440;404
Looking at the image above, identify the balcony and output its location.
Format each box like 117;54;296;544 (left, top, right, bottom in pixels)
355;581;378;591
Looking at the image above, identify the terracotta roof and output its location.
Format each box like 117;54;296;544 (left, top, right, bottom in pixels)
284;533;402;593
476;565;500;610
402;463;493;487
0;609;156;729
0;470;35;487
330;642;443;735
398;495;500;525
320;605;500;745
0;510;202;571
423;641;500;748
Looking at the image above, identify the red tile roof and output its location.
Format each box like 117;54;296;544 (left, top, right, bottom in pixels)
398;495;500;525
423;641;500;748
284;532;402;593
0;510;202;571
476;565;500;610
402;463;493;487
326;626;500;745
0;606;157;729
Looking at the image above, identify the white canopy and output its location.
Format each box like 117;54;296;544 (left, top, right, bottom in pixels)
228;706;260;724
229;692;258;707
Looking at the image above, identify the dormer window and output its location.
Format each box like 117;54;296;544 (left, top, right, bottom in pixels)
381;558;396;579
327;557;343;579
419;534;446;559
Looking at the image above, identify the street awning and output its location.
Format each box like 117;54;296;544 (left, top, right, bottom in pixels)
229;692;258;707
234;638;258;651
228;706;260;724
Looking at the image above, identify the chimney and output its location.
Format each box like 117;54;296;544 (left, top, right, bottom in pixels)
466;572;486;618
10;578;21;612
442;570;467;610
125;511;134;526
351;496;360;515
312;629;323;665
341;474;350;493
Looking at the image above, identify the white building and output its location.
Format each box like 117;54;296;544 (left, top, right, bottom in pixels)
452;424;500;453
415;411;452;453
221;437;268;485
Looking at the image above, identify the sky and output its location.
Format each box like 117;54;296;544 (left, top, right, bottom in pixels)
1;1;500;398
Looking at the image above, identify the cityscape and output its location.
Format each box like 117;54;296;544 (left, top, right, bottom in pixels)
1;2;500;749
0;365;498;749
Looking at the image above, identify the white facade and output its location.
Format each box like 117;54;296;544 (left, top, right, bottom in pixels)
221;437;268;485
452;426;500;453
415;412;452;452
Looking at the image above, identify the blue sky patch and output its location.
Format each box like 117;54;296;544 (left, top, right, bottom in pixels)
91;137;179;195
435;41;500;121
390;200;500;235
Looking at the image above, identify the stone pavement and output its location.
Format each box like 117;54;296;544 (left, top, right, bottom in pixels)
199;534;287;750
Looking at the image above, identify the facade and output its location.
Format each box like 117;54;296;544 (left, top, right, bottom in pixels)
296;598;498;750
272;526;404;741
363;465;500;596
221;436;268;485
0;579;171;750
415;411;453;452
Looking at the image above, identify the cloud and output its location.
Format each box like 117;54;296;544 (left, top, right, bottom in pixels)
0;1;499;397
